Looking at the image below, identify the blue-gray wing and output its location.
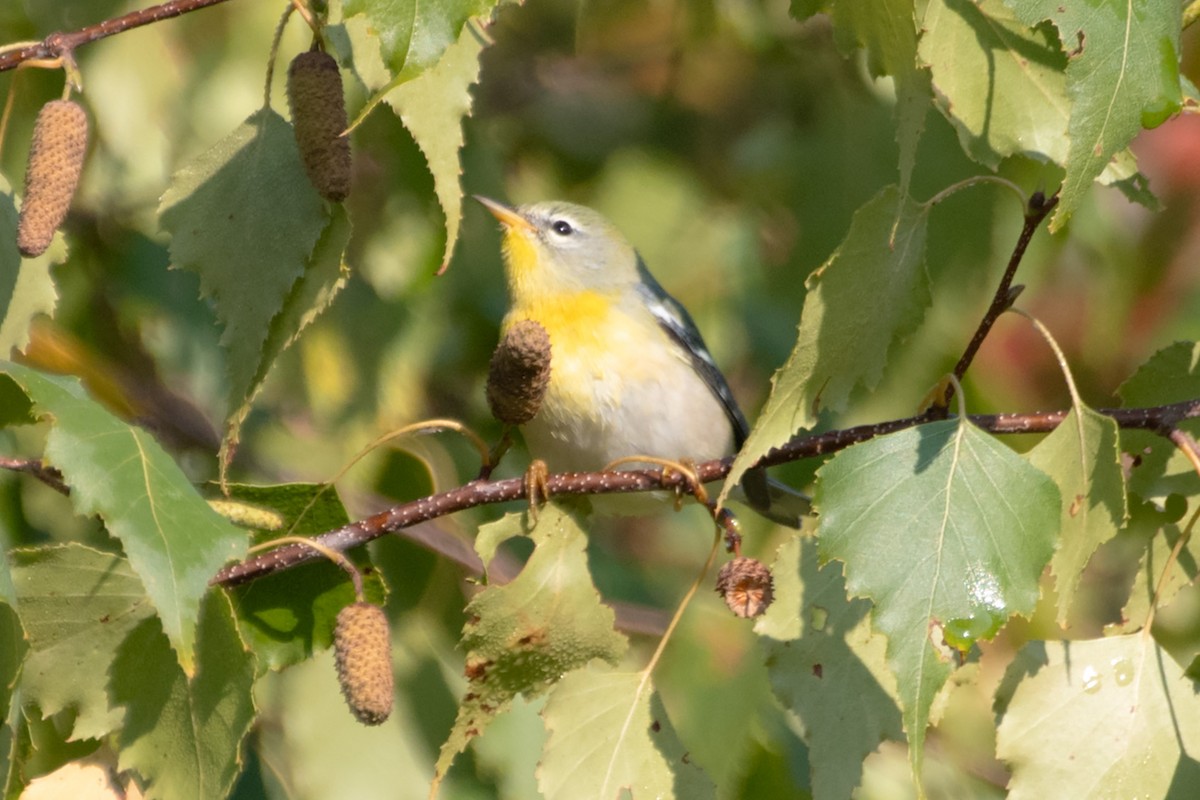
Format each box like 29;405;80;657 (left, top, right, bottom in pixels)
634;255;809;527
633;256;750;447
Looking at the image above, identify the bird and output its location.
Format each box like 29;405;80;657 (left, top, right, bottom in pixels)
476;195;809;527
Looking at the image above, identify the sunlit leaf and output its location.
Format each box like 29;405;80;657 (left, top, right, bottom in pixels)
385;19;488;271
340;0;495;81
996;635;1200;798
723;186;929;505
538;665;716;800
1003;0;1182;229
11;544;152;740
757;535;903;799
816;417;1059;777
112;591;255;800
0;364;248;675
921;0;1068;168
433;505;627;786
1026;405;1126;626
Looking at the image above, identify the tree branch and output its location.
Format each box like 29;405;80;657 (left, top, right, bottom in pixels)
210;398;1200;588
0;0;235;73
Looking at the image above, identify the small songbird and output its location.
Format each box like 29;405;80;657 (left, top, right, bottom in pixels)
478;196;809;527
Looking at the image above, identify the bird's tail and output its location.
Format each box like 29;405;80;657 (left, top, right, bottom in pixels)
737;467;811;528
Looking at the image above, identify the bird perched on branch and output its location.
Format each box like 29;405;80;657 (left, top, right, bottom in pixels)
477;196;809;527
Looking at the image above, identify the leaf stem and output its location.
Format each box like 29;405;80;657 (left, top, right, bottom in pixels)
643;526;722;677
923;175;1026;209
1010;308;1084;409
264;4;295;110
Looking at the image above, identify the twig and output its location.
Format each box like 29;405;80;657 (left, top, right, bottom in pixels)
0;0;236;73
0;457;69;495
209;398;1200;587
946;191;1060;404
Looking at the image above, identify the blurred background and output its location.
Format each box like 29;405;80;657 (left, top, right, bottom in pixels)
2;0;1200;797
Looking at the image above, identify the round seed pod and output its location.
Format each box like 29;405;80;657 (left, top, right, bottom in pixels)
333;602;393;725
715;557;774;618
287;50;352;202
17;99;88;257
487;320;552;426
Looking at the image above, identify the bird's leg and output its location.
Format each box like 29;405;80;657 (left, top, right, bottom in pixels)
523;458;550;523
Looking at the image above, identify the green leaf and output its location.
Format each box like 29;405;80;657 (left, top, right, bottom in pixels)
220;204;352;473
1026;405;1126;626
0;364;248;675
996;635;1200;798
112;590;255;800
826;0;928;196
384;19;488;271
816;417;1059;778
1003;0;1182;229
757;535;904;800
1116;341;1200;506
0;175;64;354
723;186;929;504
433;504;628;786
224;482;385;674
0;603;22;742
538;666;716;800
339;0;495;81
158;108;328;456
10;544;153;741
921;0;1067;169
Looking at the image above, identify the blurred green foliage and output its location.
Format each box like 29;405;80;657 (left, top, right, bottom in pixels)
0;0;1199;798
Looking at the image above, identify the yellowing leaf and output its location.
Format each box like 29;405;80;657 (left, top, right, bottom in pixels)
996;635;1200;798
1027;405;1126;626
433;505;627;787
538;666;715;800
11;545;153;740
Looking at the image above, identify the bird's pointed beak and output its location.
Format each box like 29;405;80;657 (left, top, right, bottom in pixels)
474;195;536;233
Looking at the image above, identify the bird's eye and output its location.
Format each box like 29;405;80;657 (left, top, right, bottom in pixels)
551;219;574;236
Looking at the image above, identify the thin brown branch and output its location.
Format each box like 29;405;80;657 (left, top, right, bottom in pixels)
946;190;1060;404
0;456;68;495
210;398;1200;588
0;0;235;73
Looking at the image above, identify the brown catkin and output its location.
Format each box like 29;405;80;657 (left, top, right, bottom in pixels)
17;100;88;257
715;557;775;618
487;319;552;425
333;602;393;725
287;50;352;202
